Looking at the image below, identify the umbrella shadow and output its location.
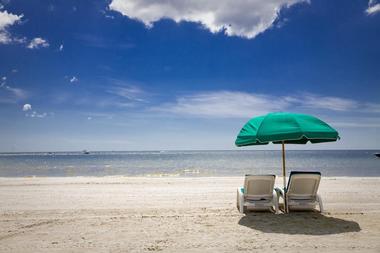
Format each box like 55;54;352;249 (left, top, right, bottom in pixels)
238;212;361;235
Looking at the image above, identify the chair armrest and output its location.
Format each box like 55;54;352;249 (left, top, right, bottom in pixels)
274;187;284;199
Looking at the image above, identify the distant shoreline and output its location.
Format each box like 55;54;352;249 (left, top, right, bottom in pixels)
1;176;380;179
0;149;379;154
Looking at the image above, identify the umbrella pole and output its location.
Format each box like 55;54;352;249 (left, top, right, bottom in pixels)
282;142;287;213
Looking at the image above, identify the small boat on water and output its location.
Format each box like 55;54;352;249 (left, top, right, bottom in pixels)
375;153;380;158
82;150;90;155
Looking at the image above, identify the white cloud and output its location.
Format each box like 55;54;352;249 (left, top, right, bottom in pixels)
0;77;27;100
330;121;380;128
105;14;115;19
22;103;32;111
366;0;380;15
107;85;145;102
363;102;380;113
26;111;47;118
59;44;64;51
0;10;23;44
151;90;380;118
288;94;359;111
5;86;26;98
109;0;308;39
153;91;290;118
24;106;49;118
27;37;49;49
70;76;78;83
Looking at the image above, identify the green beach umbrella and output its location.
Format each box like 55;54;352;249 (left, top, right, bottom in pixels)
235;112;339;211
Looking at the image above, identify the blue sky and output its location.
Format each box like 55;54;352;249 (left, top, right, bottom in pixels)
0;0;379;151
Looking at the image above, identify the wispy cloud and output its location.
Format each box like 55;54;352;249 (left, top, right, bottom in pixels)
107;85;146;102
82;112;114;121
26;111;48;118
0;9;23;44
59;44;64;51
330;121;380;128
366;0;380;15
70;76;78;83
76;33;135;49
152;91;290;118
151;90;380;118
326;115;380;128
4;86;26;98
0;76;27;102
51;79;149;109
103;80;149;108
363;102;380;113
64;75;79;84
27;37;49;49
285;94;358;111
109;0;309;39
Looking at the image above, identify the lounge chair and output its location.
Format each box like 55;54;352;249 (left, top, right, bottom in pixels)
237;175;279;214
275;171;324;213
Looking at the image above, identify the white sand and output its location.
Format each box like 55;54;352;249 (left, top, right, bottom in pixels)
1;177;380;252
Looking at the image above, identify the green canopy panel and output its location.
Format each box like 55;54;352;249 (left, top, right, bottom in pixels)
235;112;339;146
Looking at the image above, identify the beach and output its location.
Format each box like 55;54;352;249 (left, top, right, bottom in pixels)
1;177;380;252
1;0;379;252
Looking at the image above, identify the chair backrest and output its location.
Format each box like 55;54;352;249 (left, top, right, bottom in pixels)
286;171;321;199
244;175;275;200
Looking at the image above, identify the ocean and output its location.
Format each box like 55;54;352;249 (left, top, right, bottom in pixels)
0;150;378;177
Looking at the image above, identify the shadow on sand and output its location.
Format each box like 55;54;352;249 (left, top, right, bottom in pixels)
238;212;361;235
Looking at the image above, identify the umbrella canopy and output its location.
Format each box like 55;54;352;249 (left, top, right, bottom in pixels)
235;112;339;146
235;112;339;212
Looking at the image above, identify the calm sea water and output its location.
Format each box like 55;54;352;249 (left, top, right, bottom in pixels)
0;150;379;177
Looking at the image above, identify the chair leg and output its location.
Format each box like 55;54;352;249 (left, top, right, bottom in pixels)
272;192;280;214
317;194;324;213
236;189;239;211
237;187;244;214
285;194;289;213
275;187;285;213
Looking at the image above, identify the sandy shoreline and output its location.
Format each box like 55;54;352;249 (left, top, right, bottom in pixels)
1;176;380;252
